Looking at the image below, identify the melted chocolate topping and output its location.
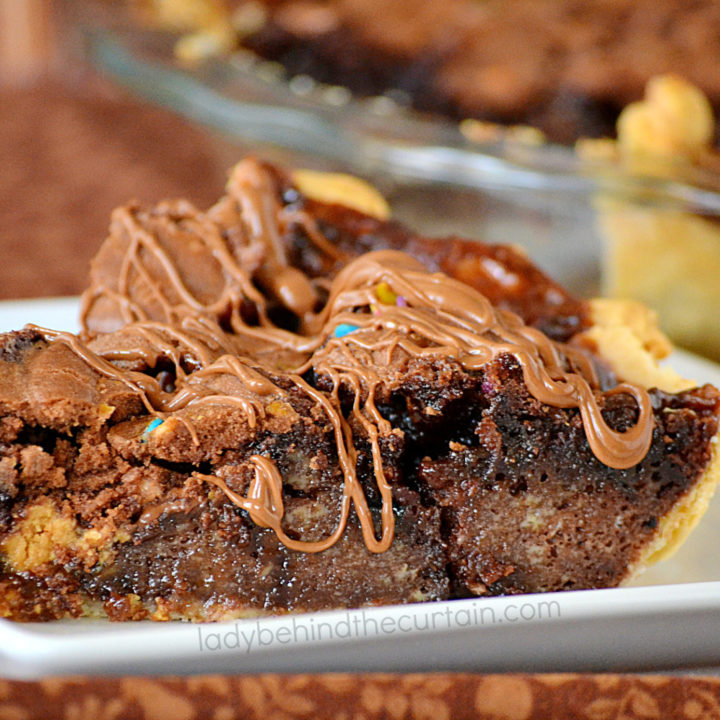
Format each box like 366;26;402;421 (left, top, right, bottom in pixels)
39;159;654;553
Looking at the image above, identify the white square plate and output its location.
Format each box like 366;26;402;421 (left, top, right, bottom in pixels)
1;298;719;678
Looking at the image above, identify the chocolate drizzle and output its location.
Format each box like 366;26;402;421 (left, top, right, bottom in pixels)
41;159;655;554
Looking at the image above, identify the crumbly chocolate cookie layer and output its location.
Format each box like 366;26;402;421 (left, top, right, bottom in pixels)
0;329;447;620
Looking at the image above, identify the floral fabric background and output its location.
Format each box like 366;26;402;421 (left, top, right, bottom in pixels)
1;673;719;720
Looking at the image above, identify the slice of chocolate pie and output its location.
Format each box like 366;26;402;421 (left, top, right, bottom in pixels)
0;159;717;621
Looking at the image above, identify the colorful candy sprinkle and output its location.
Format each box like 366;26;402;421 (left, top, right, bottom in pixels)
375;282;397;305
141;418;164;442
396;295;408;307
333;323;359;338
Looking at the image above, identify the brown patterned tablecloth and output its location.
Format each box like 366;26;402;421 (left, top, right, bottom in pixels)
0;673;717;719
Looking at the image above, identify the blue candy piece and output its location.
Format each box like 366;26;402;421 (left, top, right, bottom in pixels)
141;418;164;442
332;323;359;339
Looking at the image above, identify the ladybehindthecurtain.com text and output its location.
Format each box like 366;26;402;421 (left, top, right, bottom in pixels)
197;598;562;654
